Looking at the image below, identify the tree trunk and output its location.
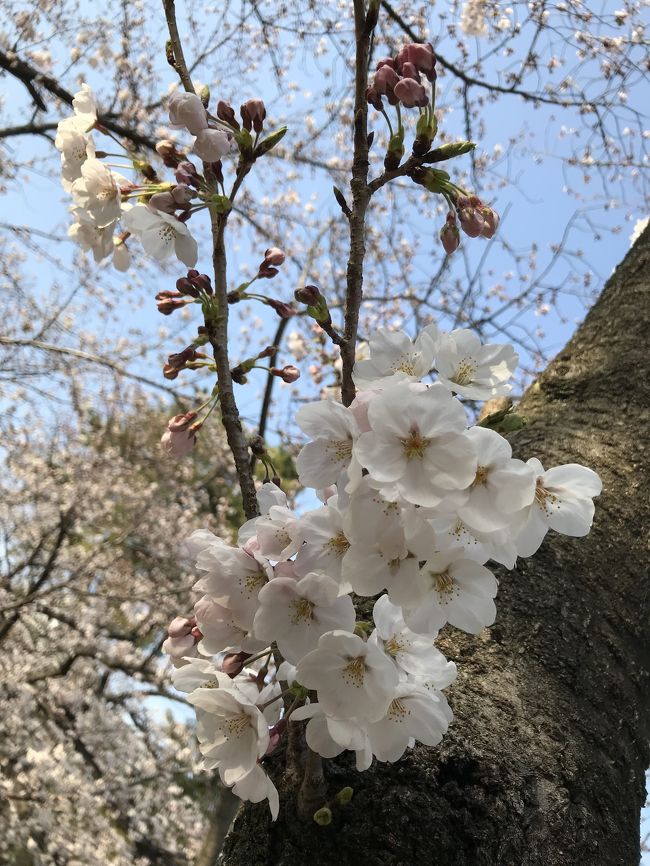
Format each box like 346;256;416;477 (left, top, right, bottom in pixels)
219;227;650;866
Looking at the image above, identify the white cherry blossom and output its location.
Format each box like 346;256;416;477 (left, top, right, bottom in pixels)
168;91;208;134
253;572;356;664
188;684;269;784
295;630;399;722
457;427;536;532
515;459;602;556
193;128;235;161
194;596;265;655
295;401;361;489
122;203;198;266
231;764;279;820
193;538;270;630
293;496;351;586
365;683;453;762
404;549;498;634
68;211;115;263
55;117;96;190
354;382;477;507
353;325;439;388
435;329;518;399
70;159;127;227
70;83;98;132
369;595;457;684
291;703;373;771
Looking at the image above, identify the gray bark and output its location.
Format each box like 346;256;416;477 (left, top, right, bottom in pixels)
219;226;650;866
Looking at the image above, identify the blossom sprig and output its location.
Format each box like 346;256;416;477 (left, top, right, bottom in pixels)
166;323;601;820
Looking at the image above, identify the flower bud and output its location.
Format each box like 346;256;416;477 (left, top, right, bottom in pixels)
397;42;437;81
479;206;499;239
168;91;208;135
262;247;285;267
271;365;300;383
241;98;266;133
394;77;429;108
440;216;460;255
258;266;279;279
373;65;400;102
172;184;193;205
168;615;195;638
400;61;420;81
294;285;322;305
156;138;183;167
189;271;213;294
376;57;396;70
458;200;486;238
175;161;201;187
148;191;177;214
161;423;196;458
217;100;240;129
266;299;295;319
221;651;251;677
168;411;198;432
366;86;383;111
176;277;198;297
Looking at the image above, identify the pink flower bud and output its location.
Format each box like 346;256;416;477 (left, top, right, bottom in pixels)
366;85;383;111
217;100;239;129
155;138;183;167
148;191;177;214
272;365;300;383
193;128;233;162
168;616;194;638
376;57;397;70
458;205;485;238
394;77;429;108
294;284;322;305
262;247;285;266
172;184;193;205
400;62;420;81
440;217;461;254
161;427;196;458
374;65;400;98
397;43;437;81
240;98;266;133
258;266;279;279
167;411;198;432
168;91;208;135
175;161;201;187
266;299;295;319
221;651;251;678
479;207;500;239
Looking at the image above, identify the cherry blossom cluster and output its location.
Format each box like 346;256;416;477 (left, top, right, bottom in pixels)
55;83;283;272
167;323;602;819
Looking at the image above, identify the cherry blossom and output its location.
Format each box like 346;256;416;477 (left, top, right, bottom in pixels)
435;329;518;399
122;203;198;267
295;630;399;722
354;382;477;507
295;401;361;489
515;459;603;556
253;572;355;663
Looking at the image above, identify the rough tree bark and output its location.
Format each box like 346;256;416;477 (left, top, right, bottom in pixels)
218;226;650;866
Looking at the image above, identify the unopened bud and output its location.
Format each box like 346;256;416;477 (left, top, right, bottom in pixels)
262;246;285;267
221;651;251;677
254;126;287;157
175;160;201;187
240;98;266;133
271;365;300;383
258;266;279;279
217;100;239;129
335;787;354;806
156;138;183;167
266;299;295;319
294;285;322;305
168;411;198;432
440;215;460;255
257;345;276;359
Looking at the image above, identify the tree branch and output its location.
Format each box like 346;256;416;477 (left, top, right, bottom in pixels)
340;0;375;407
161;0;259;521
